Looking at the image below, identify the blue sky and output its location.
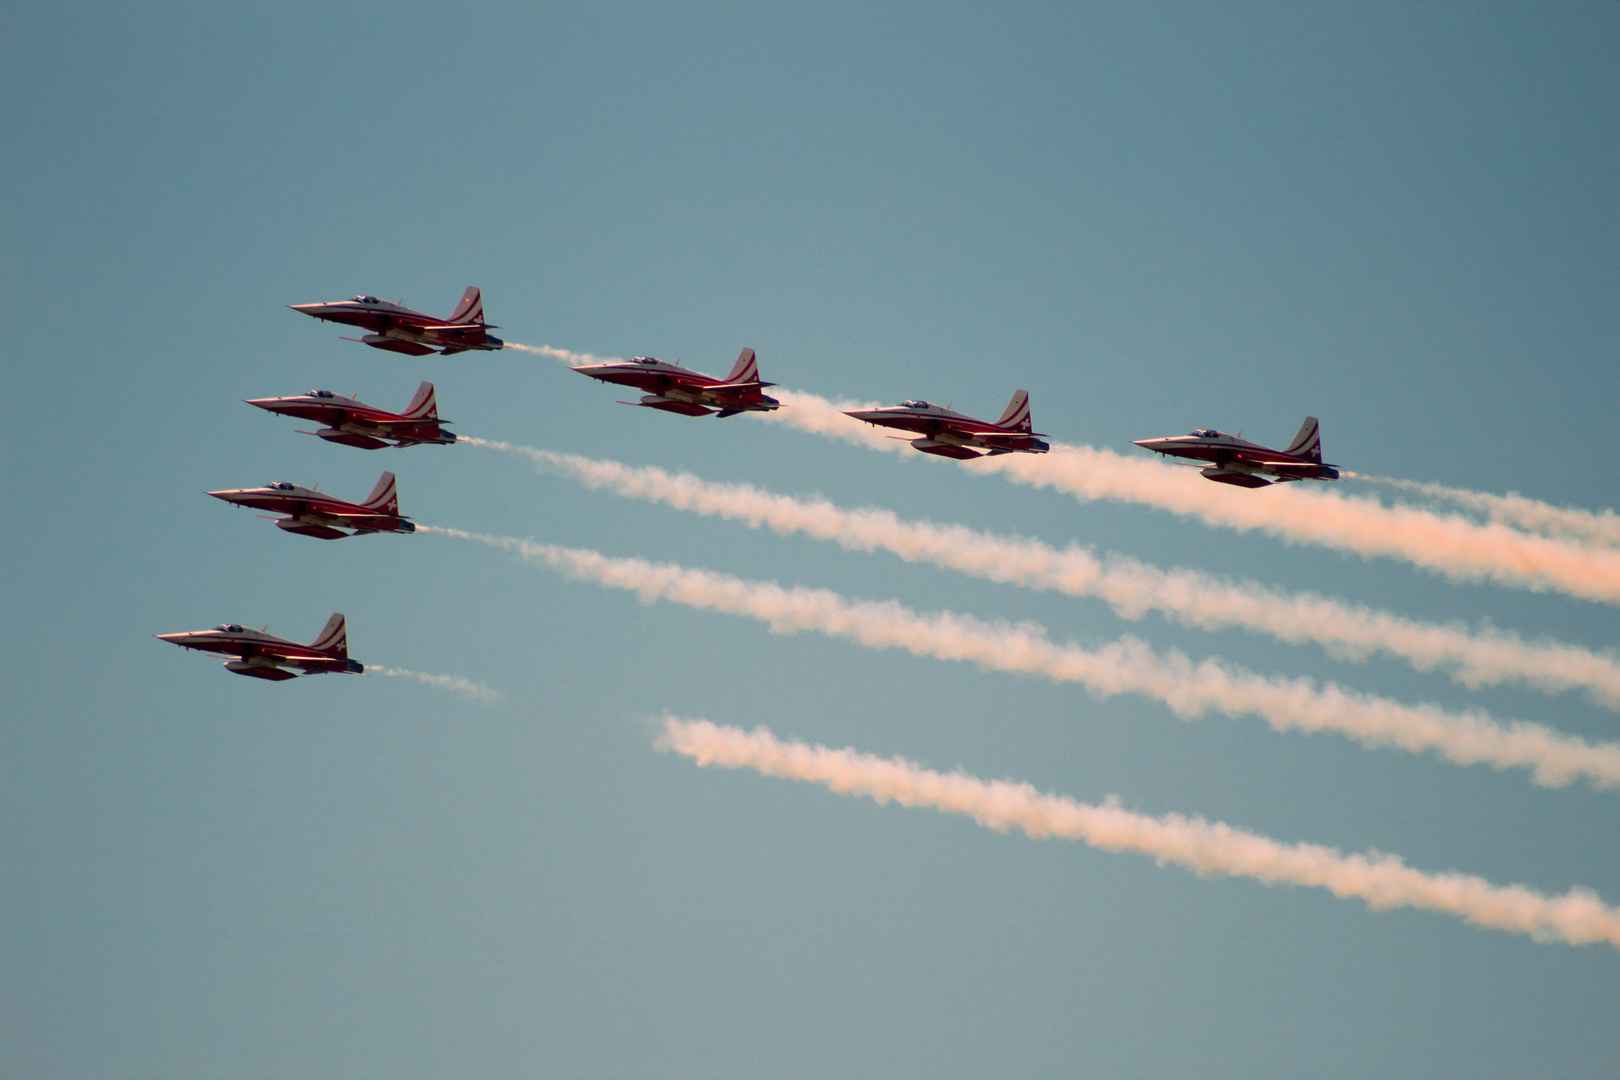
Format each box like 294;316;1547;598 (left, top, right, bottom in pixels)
2;3;1615;1077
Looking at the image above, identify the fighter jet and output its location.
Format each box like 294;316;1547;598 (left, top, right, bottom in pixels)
207;472;415;539
289;287;503;356
1132;417;1340;488
571;348;780;417
844;389;1050;460
157;612;363;681
246;382;456;449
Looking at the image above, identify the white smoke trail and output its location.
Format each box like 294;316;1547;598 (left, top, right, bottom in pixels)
421;526;1620;790
1349;473;1620;549
515;343;1620;598
368;665;501;701
506;342;619;366
750;388;1620;605
462;438;1620;710
659;716;1620;950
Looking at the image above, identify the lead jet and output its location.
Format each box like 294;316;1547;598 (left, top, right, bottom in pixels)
246;382;456;449
289;287;504;356
1132;416;1340;488
844;389;1050;460
157;612;363;681
207;472;415;539
571;347;781;417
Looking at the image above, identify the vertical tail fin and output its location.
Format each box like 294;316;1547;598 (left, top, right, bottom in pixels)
995;389;1033;432
401;381;438;420
447;286;484;325
310;612;348;656
361;472;400;515
723;347;759;384
1284;416;1323;462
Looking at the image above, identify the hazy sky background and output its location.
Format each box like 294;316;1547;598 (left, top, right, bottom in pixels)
3;3;1616;1077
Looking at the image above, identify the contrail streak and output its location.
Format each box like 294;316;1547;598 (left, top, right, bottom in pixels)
751;388;1620;605
518;342;1620;599
659;716;1620;950
463;438;1620;711
506;342;618;366
1348;473;1620;549
367;665;501;701
422;526;1620;790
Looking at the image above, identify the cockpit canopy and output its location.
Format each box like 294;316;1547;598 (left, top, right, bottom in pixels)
351;295;381;305
632;357;660;365
901;399;932;409
1191;429;1224;439
217;624;246;633
268;482;297;491
309;390;335;399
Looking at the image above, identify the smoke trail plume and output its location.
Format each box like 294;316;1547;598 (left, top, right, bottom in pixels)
463;438;1620;710
422;526;1620;790
513;342;1620;598
660;717;1620;949
741;387;1620;604
368;665;501;701
1349;474;1620;549
506;342;618;366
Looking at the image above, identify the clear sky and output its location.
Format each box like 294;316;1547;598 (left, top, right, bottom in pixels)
2;3;1615;1077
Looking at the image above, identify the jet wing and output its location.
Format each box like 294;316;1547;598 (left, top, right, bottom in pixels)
318;507;407;525
420;323;493;334
967;430;1048;443
706;380;779;391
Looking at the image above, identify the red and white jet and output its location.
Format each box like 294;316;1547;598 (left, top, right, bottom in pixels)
157;612;363;681
1132;417;1340;488
571;347;781;417
207;472;415;539
246;382;456;449
289;287;504;356
844;389;1050;459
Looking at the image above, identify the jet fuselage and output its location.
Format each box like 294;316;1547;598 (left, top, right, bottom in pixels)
572;351;780;418
246;386;455;449
290;289;503;356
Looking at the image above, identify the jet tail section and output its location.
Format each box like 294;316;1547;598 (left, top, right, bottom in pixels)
995;389;1033;433
447;286;485;326
723;347;760;384
361;472;400;515
401;381;439;420
309;612;349;656
1284;416;1323;462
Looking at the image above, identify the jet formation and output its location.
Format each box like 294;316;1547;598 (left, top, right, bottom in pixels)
167;282;1345;682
